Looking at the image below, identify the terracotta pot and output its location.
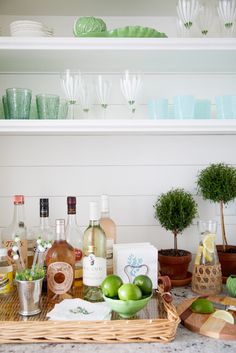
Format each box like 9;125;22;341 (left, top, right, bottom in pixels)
158;250;192;280
217;245;236;278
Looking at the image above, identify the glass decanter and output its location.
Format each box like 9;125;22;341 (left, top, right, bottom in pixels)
195;220;219;266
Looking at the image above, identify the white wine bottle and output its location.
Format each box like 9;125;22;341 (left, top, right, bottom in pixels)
99;195;116;274
83;202;107;302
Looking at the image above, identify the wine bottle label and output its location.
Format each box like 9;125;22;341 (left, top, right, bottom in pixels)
83;254;106;286
0;268;13;295
47;262;73;295
3;239;28;270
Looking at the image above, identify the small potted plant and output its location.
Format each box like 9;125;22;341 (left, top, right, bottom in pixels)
197;162;236;277
154;188;198;280
14;236;51;316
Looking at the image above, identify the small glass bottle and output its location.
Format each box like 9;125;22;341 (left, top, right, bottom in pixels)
1;195;28;270
192;220;222;295
99;195;116;274
83;202;107;302
0;247;14;297
65;196;83;279
46;219;75;303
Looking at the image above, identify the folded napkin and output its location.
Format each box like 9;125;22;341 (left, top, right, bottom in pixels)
47;298;111;321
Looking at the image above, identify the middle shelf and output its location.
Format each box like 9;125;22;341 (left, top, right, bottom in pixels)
0;119;236;135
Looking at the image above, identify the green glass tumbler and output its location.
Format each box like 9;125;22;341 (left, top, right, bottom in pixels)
2;95;10;119
6;88;32;119
36;94;60;119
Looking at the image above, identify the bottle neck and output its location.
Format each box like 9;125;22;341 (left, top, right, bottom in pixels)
101;210;110;219
67;213;78;226
13;203;25;227
40;216;49;229
56;226;66;241
89;220;100;227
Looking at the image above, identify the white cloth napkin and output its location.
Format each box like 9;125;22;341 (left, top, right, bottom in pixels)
47;298;111;321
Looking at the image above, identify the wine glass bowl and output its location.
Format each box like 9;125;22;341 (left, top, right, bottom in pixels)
217;0;236;36
120;70;142;118
176;0;200;30
60;69;81;119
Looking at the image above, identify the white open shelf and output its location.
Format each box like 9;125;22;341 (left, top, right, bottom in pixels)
0;119;236;135
0;37;236;73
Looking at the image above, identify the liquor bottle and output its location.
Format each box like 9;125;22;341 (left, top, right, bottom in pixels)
0;247;14;297
1;195;28;270
99;194;116;274
83;202;107;302
65;196;83;279
28;198;53;267
46;219;75;303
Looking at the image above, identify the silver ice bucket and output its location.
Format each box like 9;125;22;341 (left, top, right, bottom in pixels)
16;278;43;316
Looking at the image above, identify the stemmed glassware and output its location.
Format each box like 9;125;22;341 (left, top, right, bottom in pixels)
96;75;112;119
79;76;93;118
176;0;200;34
120;70;142;119
60;69;81;119
197;3;213;36
217;0;236;36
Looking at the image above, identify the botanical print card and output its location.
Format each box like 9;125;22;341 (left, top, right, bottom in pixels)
113;243;158;288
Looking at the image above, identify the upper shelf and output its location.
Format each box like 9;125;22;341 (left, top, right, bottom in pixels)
0;37;236;73
0;119;236;136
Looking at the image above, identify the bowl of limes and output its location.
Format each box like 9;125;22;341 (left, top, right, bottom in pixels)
101;274;153;318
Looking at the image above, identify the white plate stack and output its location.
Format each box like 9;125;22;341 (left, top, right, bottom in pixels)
10;20;53;37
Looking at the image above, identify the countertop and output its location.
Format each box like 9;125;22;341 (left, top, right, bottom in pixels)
1;286;236;353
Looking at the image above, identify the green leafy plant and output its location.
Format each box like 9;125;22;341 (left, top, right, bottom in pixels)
15;266;45;281
154;188;198;252
197;163;236;251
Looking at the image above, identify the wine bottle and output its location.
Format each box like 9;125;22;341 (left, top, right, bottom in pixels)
46;219;75;303
83;202;106;302
65;196;83;279
1;195;28;270
99;195;116;274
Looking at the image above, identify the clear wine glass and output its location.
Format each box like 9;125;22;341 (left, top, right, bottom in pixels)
217;0;236;36
60;69;81;119
197;3;213;36
120;70;142;119
96;75;111;119
176;0;200;33
79;76;93;119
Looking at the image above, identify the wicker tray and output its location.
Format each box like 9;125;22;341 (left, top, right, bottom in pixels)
0;278;180;343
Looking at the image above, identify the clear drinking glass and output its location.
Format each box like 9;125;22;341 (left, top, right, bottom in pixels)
36;94;60;119
60;69;81;119
196;220;219;266
58;99;69;119
6;88;32;119
120;70;142;119
96;75;111;119
217;0;236;37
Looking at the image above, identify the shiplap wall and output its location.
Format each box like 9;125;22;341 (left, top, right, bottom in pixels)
0;134;236;255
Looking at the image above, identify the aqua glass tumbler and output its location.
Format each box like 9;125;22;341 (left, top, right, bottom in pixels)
148;98;168;119
2;95;10;119
174;95;195;119
194;99;211;119
6;88;32;119
215;95;236;119
36;94;60;119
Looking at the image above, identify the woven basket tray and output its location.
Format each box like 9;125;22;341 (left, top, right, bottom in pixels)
0;279;180;343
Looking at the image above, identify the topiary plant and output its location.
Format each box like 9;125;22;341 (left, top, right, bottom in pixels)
197;163;236;251
154;188;198;253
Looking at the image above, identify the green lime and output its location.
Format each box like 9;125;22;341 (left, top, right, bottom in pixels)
118;283;142;301
101;275;123;298
133;275;153;295
190;298;214;314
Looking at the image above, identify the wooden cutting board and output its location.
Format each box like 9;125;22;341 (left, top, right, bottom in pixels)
177;295;236;340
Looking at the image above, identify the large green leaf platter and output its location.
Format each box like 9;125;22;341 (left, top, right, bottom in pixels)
74;17;108;37
108;26;167;38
